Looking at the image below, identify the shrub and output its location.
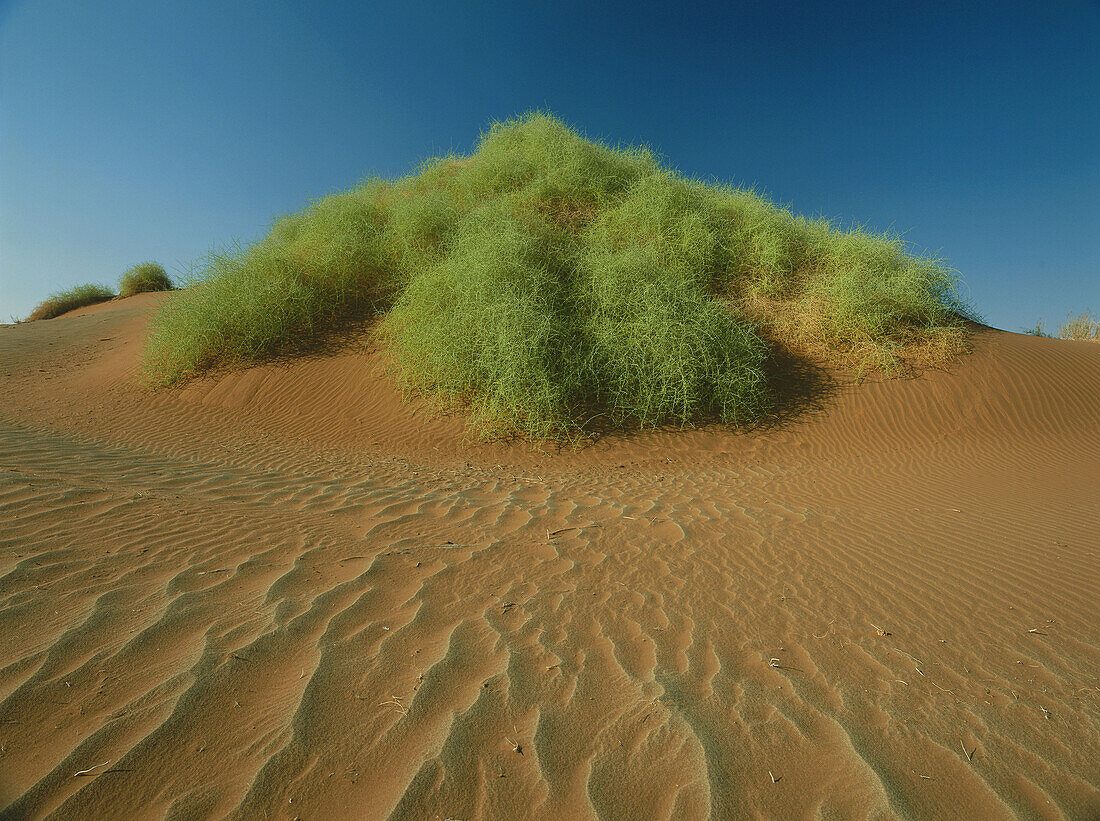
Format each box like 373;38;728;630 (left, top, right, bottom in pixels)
383;199;586;438
144;112;974;437
1058;311;1099;343
143;181;396;381
119;261;173;297
27;283;114;321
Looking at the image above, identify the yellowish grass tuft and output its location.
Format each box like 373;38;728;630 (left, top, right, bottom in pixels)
1058;311;1099;343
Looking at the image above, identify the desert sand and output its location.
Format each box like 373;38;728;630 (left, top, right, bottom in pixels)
1;293;1097;819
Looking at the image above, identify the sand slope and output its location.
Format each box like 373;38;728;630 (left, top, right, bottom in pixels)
1;294;1097;819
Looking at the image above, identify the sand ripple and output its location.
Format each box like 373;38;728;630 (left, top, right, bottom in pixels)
1;298;1098;818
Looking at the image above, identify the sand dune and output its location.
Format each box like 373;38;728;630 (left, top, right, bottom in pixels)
1;294;1097;819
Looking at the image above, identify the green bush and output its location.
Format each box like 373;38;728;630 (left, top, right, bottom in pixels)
143;112;973;437
119;261;173;297
144;182;396;381
384;199;586;438
27;283;114;321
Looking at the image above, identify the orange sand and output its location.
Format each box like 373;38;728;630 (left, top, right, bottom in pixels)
1;293;1097;819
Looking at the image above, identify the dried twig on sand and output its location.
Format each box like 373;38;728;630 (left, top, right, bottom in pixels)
506;725;524;755
381;696;409;718
768;656;803;673
74;760;110;777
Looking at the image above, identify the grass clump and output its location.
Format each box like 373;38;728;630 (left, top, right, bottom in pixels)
144;182;396;381
119;261;173;297
143;112;973;438
27;283;115;321
1022;312;1098;343
384;200;586;438
1058;311;1099;343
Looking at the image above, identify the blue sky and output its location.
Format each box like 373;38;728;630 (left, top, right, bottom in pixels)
1;0;1096;330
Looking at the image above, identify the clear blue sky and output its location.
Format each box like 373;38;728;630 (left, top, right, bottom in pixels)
2;0;1096;330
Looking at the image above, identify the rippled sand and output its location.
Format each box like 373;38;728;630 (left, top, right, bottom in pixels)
1;293;1097;819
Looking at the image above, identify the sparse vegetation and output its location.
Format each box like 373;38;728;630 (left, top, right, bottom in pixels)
1058;311;1099;343
143;112;974;438
119;261;173;297
1023;312;1098;343
27;283;115;321
1022;321;1054;338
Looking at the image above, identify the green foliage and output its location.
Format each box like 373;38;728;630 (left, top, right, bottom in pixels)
384;199;585;438
27;283;114;321
119;261;173;297
578;243;767;427
143;181;396;382
576;173;768;425
143;111;973;437
805;231;967;340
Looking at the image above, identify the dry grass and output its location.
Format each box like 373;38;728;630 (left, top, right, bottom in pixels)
1058;311;1099;343
1023;311;1098;343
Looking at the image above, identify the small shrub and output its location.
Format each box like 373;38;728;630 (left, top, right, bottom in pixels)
119;261;173;297
1059;311;1099;343
27;283;114;321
